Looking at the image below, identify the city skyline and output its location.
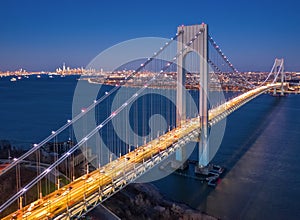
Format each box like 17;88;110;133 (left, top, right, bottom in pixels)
0;0;299;72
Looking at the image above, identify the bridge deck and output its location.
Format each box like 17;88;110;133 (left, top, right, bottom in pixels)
3;83;281;220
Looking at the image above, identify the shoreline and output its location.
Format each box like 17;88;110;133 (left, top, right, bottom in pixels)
85;77;241;92
84;77;300;93
88;183;219;220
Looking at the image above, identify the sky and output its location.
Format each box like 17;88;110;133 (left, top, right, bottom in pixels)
0;0;299;72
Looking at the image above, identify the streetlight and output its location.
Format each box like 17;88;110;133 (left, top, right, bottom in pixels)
57;178;61;190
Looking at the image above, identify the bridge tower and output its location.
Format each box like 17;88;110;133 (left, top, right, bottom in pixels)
176;23;209;170
272;58;285;95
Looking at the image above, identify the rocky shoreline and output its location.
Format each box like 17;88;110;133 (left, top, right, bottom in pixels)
89;183;218;220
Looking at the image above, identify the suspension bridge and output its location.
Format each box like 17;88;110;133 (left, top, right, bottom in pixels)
0;23;287;219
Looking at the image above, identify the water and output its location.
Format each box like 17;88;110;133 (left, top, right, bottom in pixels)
153;93;300;219
0;75;79;148
1;76;300;219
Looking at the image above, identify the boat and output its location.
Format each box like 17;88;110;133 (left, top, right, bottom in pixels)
10;77;17;82
17;76;21;80
37;75;41;78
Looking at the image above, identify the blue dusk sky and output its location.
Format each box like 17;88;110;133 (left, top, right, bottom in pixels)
0;0;299;72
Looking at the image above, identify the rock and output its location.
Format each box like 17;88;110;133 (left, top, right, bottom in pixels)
88;183;219;220
154;205;165;212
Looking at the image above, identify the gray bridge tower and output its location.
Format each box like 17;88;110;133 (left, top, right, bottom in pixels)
271;58;285;95
175;23;209;170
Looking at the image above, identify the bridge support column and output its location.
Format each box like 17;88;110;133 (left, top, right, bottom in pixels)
175;25;188;170
271;58;285;96
197;23;209;169
273;87;277;96
176;26;186;127
280;60;285;96
174;24;209;170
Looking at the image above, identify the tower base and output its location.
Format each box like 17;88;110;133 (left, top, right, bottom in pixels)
194;163;225;176
194;164;210;175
